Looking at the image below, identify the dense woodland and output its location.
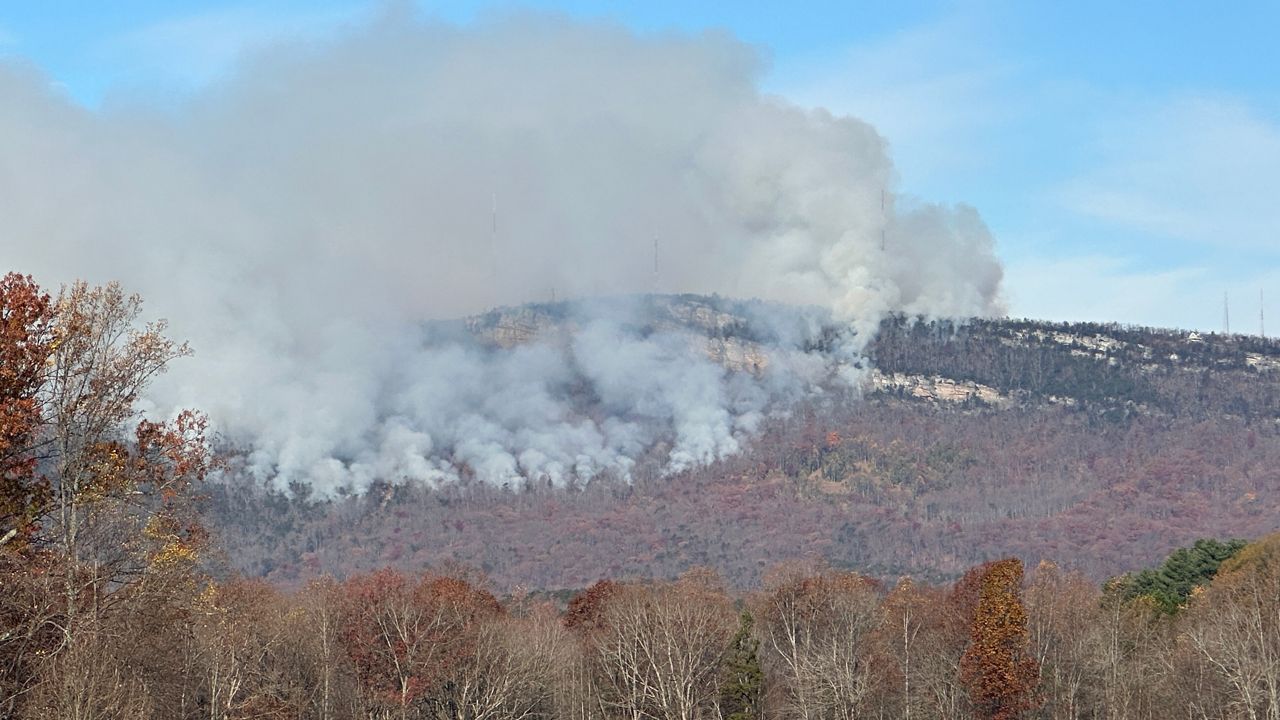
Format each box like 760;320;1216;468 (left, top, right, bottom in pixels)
4;273;1280;719
872;315;1280;419
213;309;1280;590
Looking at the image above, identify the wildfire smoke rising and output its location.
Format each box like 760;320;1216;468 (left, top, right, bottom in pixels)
0;10;1003;491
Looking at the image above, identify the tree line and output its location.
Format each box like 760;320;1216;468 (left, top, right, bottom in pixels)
3;273;1279;719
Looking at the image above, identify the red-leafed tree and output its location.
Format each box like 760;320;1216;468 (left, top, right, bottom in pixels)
959;558;1040;720
0;275;220;718
338;569;501;718
0;273;55;550
563;579;621;635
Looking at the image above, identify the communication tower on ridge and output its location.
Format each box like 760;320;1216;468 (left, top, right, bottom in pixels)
880;189;887;252
653;235;660;293
1224;291;1231;335
490;192;498;283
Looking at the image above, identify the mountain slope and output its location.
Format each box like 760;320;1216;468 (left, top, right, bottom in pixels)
206;297;1280;589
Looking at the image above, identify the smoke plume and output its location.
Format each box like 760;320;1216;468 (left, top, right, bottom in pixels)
0;10;1003;491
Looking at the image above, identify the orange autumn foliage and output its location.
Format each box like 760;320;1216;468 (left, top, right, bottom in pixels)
960;558;1041;720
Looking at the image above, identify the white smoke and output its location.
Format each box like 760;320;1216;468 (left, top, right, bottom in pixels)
0;10;1003;492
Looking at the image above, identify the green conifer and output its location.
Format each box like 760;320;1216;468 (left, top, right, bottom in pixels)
720;610;764;720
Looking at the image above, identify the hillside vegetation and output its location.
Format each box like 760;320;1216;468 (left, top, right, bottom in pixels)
4;276;1280;719
208;302;1280;590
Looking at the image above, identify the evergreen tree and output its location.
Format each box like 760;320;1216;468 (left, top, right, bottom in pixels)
1122;538;1247;612
719;610;764;720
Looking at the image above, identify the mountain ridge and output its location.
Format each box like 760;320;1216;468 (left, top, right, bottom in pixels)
207;295;1280;590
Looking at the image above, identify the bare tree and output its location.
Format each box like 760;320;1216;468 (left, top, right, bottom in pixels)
40;281;209;640
1025;562;1103;720
1185;535;1280;720
1094;586;1166;720
754;568;881;720
875;578;954;720
438;607;569;720
23;625;153;720
590;572;736;720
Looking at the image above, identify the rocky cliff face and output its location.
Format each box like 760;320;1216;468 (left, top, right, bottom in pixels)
463;295;776;373
868;371;1013;408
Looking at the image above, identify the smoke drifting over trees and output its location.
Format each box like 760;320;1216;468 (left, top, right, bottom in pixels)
0;10;1004;491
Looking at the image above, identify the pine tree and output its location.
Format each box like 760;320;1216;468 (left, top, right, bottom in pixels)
1122;538;1247;612
719;610;764;720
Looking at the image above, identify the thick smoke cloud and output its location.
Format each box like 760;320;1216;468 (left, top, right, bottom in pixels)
0;10;1004;491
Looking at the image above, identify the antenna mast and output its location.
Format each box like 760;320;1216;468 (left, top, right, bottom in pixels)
880;189;887;251
489;193;498;283
1262;289;1266;339
653;235;659;293
1224;291;1231;335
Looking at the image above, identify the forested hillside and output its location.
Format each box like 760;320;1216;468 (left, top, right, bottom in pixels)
208;306;1280;590
871;315;1280;419
5;275;1280;720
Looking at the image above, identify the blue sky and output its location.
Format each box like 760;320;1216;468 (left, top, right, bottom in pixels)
2;0;1278;330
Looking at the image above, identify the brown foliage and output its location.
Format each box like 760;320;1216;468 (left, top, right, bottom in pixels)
959;559;1040;720
337;569;502;715
564;579;622;635
872;578;968;719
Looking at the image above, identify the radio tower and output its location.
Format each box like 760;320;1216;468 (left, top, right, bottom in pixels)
653;235;660;293
1224;291;1231;335
486;192;496;307
880;189;887;252
489;193;498;282
1262;289;1266;338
